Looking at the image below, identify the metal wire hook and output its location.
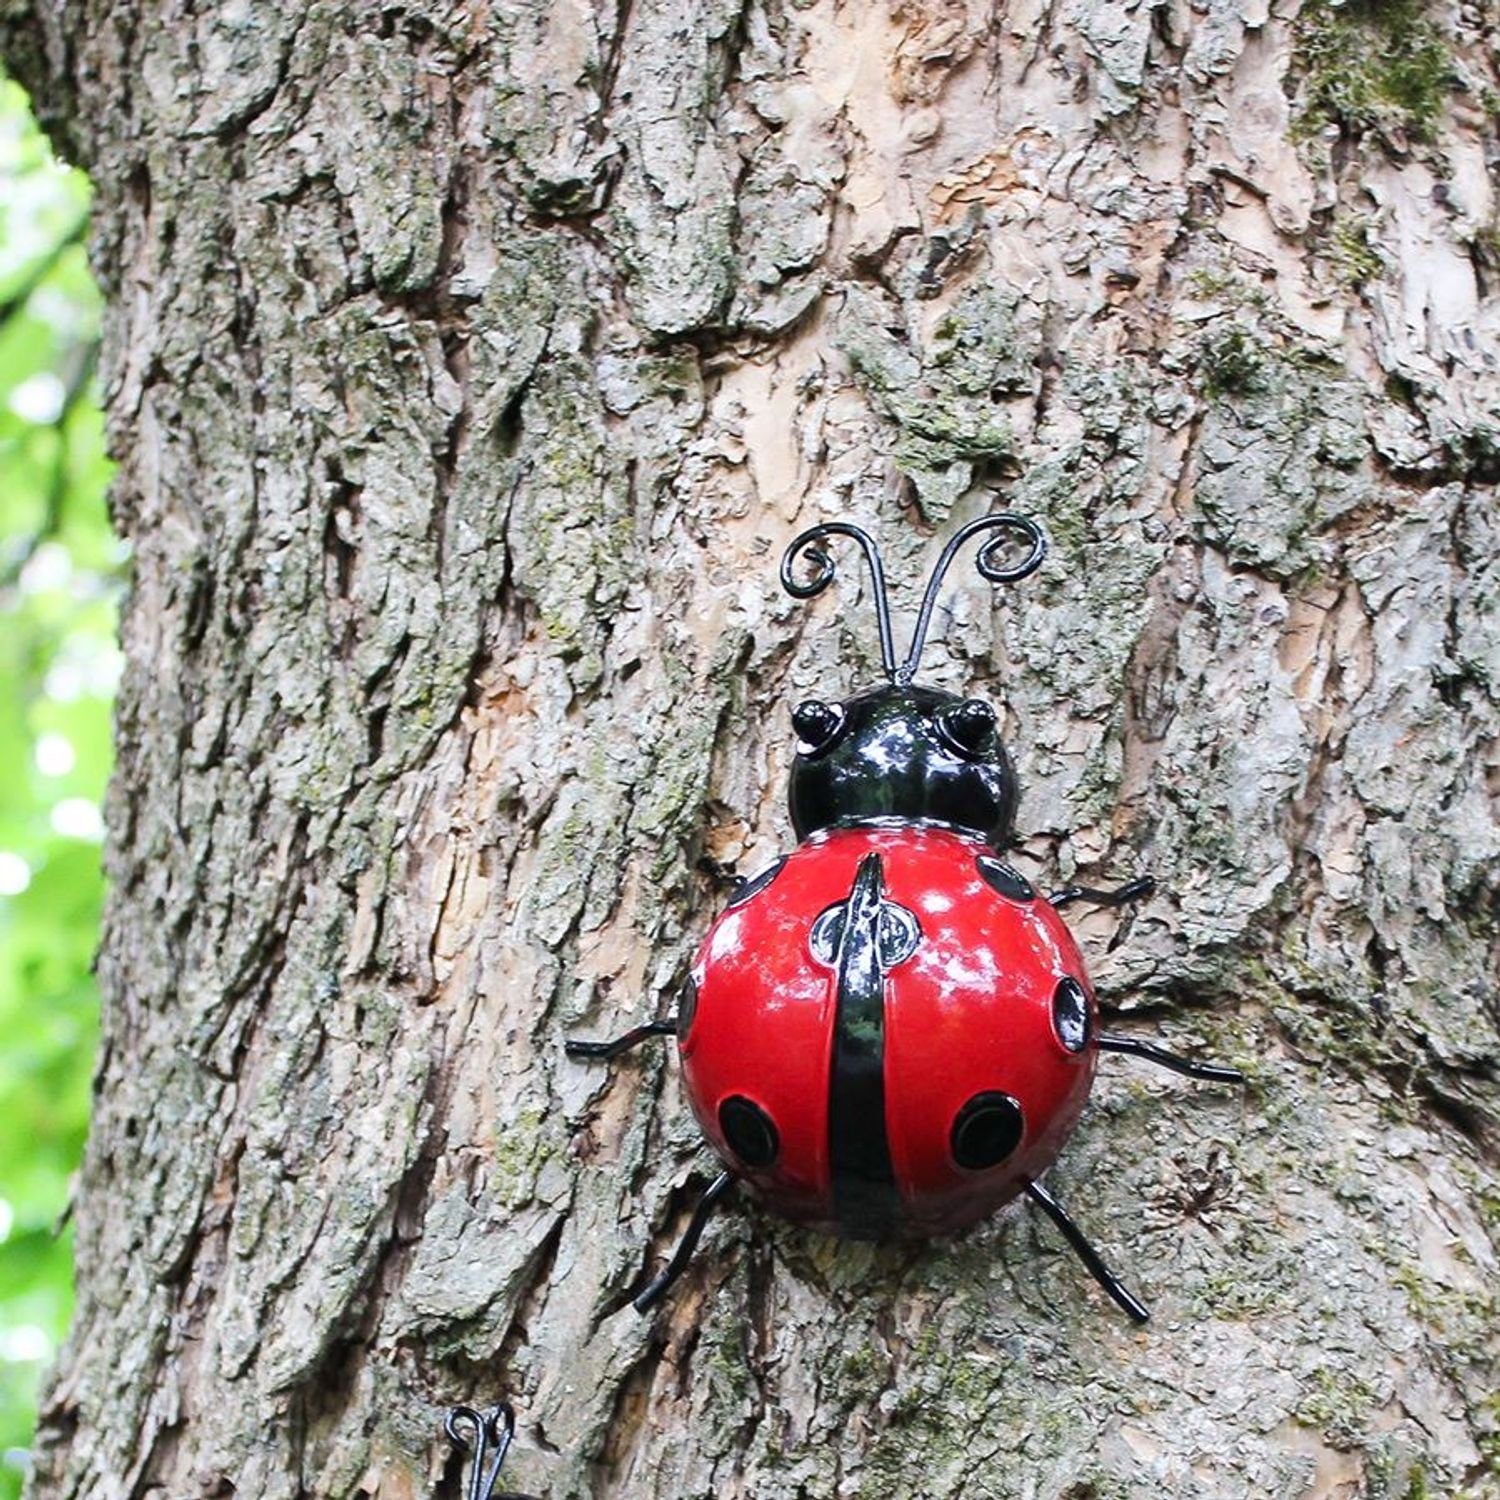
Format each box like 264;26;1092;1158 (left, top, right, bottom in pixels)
444;1402;518;1500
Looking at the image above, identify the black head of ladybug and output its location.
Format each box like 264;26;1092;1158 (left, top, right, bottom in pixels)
788;683;1018;846
779;513;1045;849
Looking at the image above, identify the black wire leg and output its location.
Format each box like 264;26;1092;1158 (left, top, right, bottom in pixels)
1024;1179;1149;1324
565;1019;677;1061
634;1171;737;1314
1048;875;1156;909
444;1402;516;1500
1096;1033;1244;1084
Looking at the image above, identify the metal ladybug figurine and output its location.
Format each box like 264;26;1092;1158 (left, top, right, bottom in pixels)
569;513;1243;1322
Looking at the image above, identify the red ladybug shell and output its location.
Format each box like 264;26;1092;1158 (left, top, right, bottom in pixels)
681;824;1097;1239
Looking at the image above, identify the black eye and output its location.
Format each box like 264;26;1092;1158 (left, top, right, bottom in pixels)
951;1092;1025;1170
936;698;996;758
792;699;845;755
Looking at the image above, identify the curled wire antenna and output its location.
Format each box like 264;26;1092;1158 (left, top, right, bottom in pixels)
780;513;1046;687
445;1402;522;1500
780;522;897;679
902;513;1045;684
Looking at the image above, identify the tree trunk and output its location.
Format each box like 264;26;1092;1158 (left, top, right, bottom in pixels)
6;1;1498;1495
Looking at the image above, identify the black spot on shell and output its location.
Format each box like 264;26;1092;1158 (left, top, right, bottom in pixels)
976;855;1034;901
1052;977;1090;1053
951;1092;1025;1170
727;856;787;909
719;1096;779;1169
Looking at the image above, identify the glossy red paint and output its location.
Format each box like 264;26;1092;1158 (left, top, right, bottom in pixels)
681;823;1097;1239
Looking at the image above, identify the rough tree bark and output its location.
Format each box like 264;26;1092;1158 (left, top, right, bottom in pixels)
5;0;1498;1495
